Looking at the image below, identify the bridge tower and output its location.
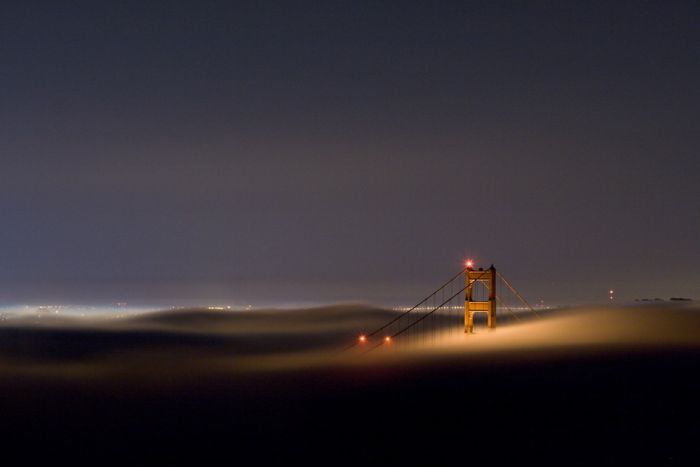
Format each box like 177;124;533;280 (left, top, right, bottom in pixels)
464;264;496;333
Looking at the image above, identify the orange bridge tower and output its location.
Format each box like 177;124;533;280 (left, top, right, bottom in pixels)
464;264;497;333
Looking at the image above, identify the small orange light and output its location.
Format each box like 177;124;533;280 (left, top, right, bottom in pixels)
359;335;367;343
384;336;392;343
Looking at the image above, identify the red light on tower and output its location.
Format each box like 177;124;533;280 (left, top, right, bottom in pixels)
465;259;474;269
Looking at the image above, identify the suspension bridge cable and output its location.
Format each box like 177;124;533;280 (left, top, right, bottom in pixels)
370;267;466;336
495;295;522;322
365;284;468;353
342;267;467;352
497;272;540;318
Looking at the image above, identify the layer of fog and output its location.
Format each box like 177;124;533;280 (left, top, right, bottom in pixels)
0;303;698;383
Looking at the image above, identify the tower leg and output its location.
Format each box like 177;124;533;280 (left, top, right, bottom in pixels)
465;311;474;333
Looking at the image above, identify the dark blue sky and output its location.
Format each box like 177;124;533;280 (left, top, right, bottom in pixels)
1;1;698;305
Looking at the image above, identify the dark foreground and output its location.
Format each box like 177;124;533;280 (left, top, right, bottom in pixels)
1;347;698;465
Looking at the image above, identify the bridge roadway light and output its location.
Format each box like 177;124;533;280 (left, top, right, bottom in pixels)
384;336;392;344
359;335;367;343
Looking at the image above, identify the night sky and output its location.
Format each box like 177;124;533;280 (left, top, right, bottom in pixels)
1;1;698;305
